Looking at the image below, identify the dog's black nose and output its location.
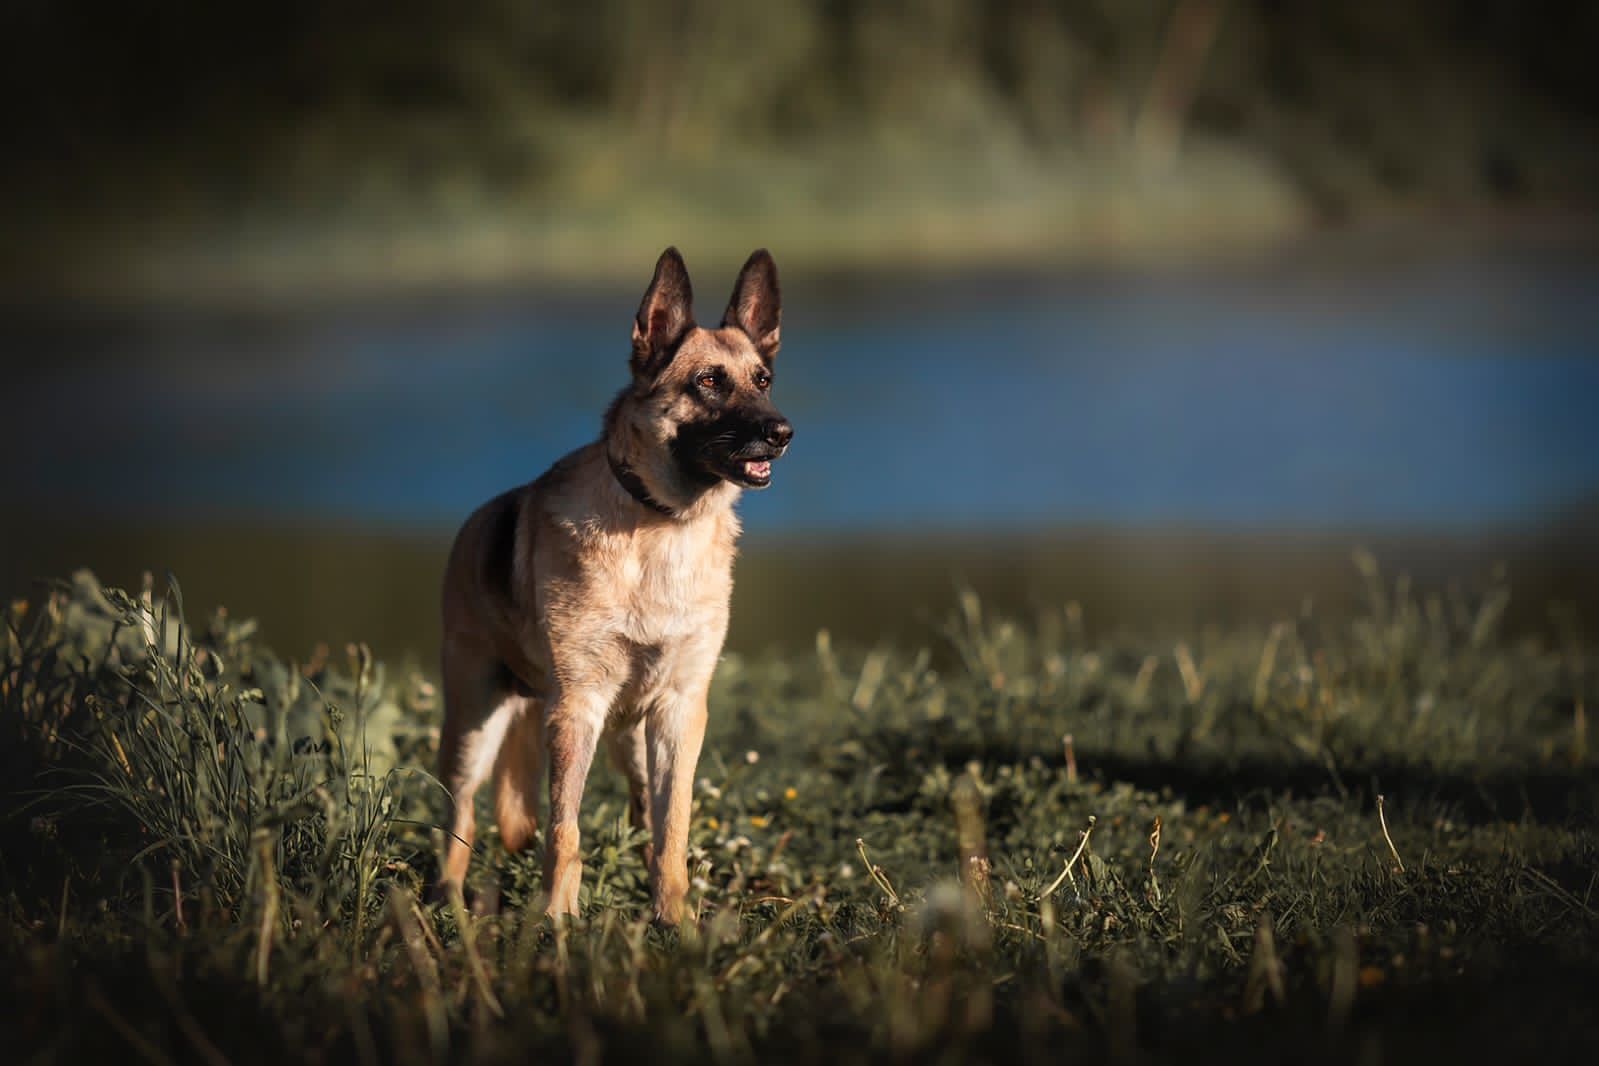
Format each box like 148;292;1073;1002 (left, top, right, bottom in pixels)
763;418;793;448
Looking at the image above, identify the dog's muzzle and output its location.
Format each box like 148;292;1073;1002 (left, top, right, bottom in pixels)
732;416;792;487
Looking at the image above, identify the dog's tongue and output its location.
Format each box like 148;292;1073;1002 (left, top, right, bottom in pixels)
744;460;771;479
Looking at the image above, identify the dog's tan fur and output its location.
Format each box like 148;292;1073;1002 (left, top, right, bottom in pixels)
437;248;789;923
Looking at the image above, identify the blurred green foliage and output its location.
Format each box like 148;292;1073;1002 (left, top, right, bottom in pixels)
4;1;1597;295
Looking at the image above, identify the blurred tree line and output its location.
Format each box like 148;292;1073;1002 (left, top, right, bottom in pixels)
2;1;1596;290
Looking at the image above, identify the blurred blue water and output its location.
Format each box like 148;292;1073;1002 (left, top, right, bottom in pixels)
9;250;1599;532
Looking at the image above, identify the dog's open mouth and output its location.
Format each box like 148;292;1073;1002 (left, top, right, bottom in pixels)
712;438;786;489
717;449;779;488
732;458;773;487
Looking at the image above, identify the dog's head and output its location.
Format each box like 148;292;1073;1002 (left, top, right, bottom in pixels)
626;247;793;489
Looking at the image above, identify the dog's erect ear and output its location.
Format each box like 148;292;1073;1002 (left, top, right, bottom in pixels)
632;247;695;377
722;249;781;362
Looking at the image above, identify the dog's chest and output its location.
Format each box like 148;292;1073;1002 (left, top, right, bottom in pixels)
608;523;731;644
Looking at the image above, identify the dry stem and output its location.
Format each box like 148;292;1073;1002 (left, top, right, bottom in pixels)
857;837;903;909
1043;815;1098;898
1377;794;1406;873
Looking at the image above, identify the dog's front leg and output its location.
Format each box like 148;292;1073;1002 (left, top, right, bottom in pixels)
646;686;709;925
543;684;616;919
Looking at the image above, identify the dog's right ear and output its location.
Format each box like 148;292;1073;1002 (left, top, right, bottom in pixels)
631;247;695;377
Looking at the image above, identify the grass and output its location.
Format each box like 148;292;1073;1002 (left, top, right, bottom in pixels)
2;559;1597;1064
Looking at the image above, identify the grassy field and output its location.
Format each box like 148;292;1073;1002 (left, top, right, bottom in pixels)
3;562;1597;1064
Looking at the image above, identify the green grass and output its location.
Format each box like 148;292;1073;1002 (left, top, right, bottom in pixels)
3;561;1597;1064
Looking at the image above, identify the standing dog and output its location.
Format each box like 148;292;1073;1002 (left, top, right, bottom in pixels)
437;247;792;923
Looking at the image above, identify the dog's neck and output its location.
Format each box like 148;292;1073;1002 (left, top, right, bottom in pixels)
603;396;738;521
606;450;676;517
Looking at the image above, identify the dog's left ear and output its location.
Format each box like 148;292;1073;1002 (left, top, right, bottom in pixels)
632;247;696;378
723;249;781;362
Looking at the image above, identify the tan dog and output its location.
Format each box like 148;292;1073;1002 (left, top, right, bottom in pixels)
437;248;792;923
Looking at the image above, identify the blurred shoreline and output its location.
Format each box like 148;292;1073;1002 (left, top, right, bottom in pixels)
6;209;1598;318
5;514;1595;664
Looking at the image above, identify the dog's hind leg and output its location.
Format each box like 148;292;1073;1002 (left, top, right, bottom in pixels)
437;646;516;893
493;698;544;853
605;721;655;868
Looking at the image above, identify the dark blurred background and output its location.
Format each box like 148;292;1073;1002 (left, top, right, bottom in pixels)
3;0;1597;662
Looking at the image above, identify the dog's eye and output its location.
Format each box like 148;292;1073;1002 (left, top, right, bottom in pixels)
754;373;772;390
697;372;720;389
